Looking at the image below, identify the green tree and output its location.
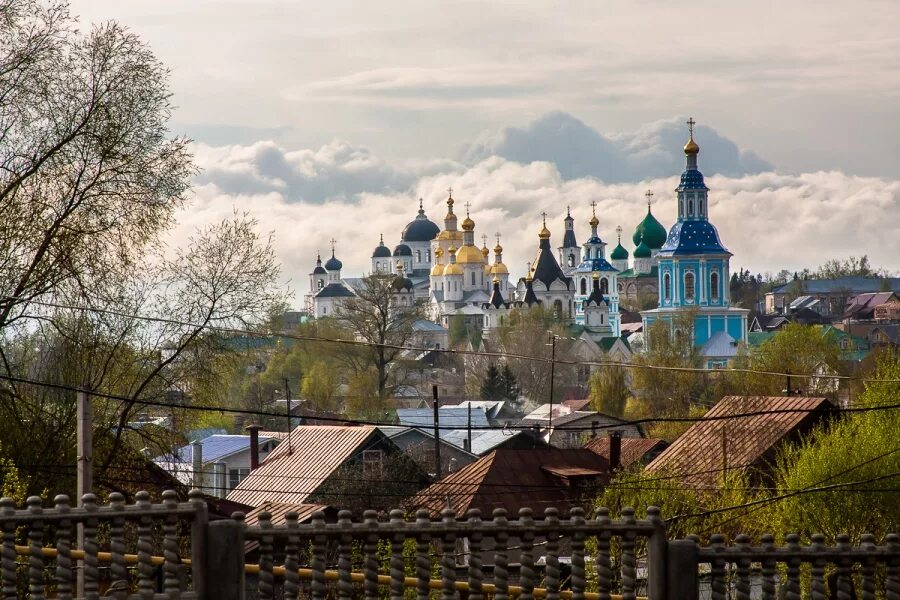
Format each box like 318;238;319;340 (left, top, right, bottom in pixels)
499;363;520;403
632;312;702;416
480;363;504;401
301;360;339;412
588;364;629;417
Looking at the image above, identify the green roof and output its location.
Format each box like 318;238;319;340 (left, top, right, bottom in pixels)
632;208;667;249
633;239;652;258
617;266;658;279
748;331;775;347
610;243;629;260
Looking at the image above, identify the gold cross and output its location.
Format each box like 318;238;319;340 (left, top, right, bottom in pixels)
482;234;488;246
590;200;597;216
495;232;501;245
687;117;696;136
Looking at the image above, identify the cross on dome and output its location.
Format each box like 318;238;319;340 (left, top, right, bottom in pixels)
616;225;623;242
645;189;654;209
447;186;453;198
687;117;696;137
482;234;488;246
465;201;471;216
329;238;337;254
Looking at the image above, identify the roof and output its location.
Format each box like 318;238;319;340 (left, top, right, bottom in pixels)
700;330;740;359
646;396;833;486
242;502;332;527
632;208;667;249
584;437;668;468
658;220;730;256
771;276;900;295
314;282;356;298
324;252;342;271
412;319;448;333
227;425;381;507
402;211;440;243
844;292;899;319
156;434;273;465
442;428;537;455
531;235;572;289
406;448;610;518
397;407;489;431
748;331;776;347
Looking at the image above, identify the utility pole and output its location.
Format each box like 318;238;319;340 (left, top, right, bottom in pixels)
547;332;558;433
284;377;293;455
76;390;92;598
466;402;472;453
432;385;441;479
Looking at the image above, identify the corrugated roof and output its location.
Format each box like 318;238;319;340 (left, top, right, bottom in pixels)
584;437;668;468
242;502;331;526
156;434;273;465
646;396;832;486
226;425;380;507
397;407;489;431
406;448;610;518
442;429;534;455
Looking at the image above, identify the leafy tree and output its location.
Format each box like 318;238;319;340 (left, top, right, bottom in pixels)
632;312;703;416
815;255;877;279
588;364;629;417
335;273;428;406
300;360;339;412
480;363;505;401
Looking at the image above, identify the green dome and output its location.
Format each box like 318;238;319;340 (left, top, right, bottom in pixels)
633;239;652;258
610;243;629;260
632;208;667;249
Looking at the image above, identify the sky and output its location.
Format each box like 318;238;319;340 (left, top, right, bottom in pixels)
71;0;900;302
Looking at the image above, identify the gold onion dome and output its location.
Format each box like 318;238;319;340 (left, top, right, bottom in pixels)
494;242;503;253
461;214;475;231
455;245;485;264
539;224;551;239
481;245;490;257
684;136;699;155
431;262;444;276
444;262;463;276
589;213;599;228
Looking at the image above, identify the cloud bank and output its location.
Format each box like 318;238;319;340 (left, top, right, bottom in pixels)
177;126;900;303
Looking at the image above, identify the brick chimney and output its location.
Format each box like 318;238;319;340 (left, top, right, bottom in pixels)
608;431;622;473
246;424;262;470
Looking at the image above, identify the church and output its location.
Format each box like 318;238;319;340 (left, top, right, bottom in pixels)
640;120;749;367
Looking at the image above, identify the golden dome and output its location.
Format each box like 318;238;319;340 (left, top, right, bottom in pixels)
444;262;463;276
684;136;699;155
455;244;485;264
592;272;600;280
435;247;443;258
589;214;599;228
494;242;503;254
448;245;458;255
436;229;463;242
490;263;510;275
481;245;490;257
431;263;445;276
461;217;475;231
539;224;551;239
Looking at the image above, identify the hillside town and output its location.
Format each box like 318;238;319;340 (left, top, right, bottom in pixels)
1;0;898;598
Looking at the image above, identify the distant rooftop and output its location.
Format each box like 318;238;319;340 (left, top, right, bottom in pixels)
772;276;900;295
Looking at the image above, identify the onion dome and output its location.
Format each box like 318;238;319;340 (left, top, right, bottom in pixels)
633;235;652;258
461;215;475;232
632;206;667;249
455;244;485;264
481;244;490;258
610;225;628;260
684;136;699;156
430;248;445;276
444;247;463;276
312;253;327;275
392;243;412;257
324;249;342;271
490;262;510;276
392;262;413;291
539;223;551;240
372;234;391;258
402;199;440;242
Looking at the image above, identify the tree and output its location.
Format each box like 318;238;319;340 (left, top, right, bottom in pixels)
588;364;629;417
335;273;427;408
300;360;339;412
480;363;504;401
499;363;520;403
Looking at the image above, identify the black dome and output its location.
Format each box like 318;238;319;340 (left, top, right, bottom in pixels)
324;254;343;271
393;244;412;257
402;218;440;242
372;244;391;258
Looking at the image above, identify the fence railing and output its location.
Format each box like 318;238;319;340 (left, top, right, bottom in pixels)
1;490;898;600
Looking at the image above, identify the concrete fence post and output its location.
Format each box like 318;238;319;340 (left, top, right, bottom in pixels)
205;519;245;600
667;539;699;600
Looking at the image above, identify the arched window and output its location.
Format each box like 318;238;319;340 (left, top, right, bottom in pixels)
600;278;608;295
567;254;575;267
580;278;587;295
471;271;476;286
617;282;623;293
600;314;604;324
685;271;695;301
553;299;562;318
663;273;671;301
710;271;719;302
500;316;505;326
688;198;694;216
426;250;431;262
322;306;327;315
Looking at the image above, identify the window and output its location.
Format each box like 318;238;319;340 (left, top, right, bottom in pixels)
426;250;431;262
553;299;563;318
688;199;694;216
710;271;719;302
228;468;250;491
684;272;695;301
663;273;671;301
580;278;587;295
363;450;384;476
600;278;608;295
600;314;604;324
471;271;476;285
500;316;504;326
617;283;623;293
317;280;324;290
416;250;421;262
840;338;850;350
567;254;575;267
322;306;327;315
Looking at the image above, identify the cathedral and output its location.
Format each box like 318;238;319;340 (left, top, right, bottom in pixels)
303;119;748;363
640;119;749;367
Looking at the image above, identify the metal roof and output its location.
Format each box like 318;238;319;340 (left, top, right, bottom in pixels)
584;437;668;468
772;276;900;295
226;426;381;507
397;407;489;431
156;434;274;465
646;396;832;486
406;448;610;518
442;429;534;455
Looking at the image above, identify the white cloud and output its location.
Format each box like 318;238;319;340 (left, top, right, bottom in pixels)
180;138;900;304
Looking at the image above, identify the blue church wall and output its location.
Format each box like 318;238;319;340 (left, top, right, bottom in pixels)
727;315;744;341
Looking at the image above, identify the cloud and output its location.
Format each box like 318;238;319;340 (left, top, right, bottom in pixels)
192;140;461;204
181;138;900;304
461;112;773;182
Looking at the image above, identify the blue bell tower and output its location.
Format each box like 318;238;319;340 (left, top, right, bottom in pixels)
641;119;748;365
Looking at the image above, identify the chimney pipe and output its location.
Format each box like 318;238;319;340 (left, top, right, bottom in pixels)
609;431;622;473
246;424;262;470
191;441;203;492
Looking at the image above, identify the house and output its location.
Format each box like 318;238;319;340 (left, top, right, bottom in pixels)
843;292;900;321
397;406;490;433
406;448;611;518
519;404;644;448
822;325;871;363
154;434;280;498
452;400;522;426
378;426;478;475
227;425;428;512
700;330;743;369
442;428;546;456
749;314;791;333
584;437;668;469
646;396;834;487
764;276;900;316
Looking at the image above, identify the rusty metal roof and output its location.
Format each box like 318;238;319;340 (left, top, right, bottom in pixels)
227;425;382;507
242;502;332;526
406;448;610;518
584;437;668;468
645;396;832;486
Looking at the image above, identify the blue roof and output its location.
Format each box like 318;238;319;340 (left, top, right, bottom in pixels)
678;168;709;191
574;257;618;273
442;429;529;455
157;434;273;464
397;407;489;431
658;220;730;256
413;319;448;332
